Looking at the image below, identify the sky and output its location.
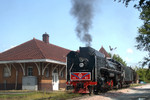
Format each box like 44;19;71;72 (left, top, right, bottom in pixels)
0;0;148;67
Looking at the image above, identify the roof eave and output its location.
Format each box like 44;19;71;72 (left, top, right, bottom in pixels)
0;59;66;65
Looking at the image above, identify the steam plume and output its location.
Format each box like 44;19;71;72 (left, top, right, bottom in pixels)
71;0;96;46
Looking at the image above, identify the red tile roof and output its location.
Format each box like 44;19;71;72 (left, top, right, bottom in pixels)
0;39;71;62
99;46;110;58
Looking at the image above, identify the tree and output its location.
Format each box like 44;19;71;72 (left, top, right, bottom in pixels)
115;0;150;68
114;0;146;7
136;1;150;67
136;68;150;82
113;54;127;66
109;53;127;66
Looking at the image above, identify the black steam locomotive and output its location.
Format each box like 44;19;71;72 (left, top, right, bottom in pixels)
66;47;136;94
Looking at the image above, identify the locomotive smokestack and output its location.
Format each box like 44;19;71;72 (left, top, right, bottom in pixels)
70;0;96;46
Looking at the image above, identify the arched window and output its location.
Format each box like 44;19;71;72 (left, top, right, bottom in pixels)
45;67;49;77
3;67;11;77
61;71;64;77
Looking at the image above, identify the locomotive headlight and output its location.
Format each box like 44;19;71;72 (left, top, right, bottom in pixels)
79;63;84;67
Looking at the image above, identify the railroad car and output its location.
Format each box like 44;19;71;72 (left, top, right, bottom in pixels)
66;47;136;94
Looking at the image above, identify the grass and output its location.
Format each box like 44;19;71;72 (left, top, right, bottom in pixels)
130;83;144;87
0;91;81;100
0;84;144;100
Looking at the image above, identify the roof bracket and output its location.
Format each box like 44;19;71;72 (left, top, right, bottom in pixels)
52;65;59;73
19;63;25;76
59;66;65;76
34;62;41;75
42;63;50;75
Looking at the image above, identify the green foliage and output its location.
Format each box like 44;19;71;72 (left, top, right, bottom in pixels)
114;0;134;6
109;53;127;66
113;54;127;66
114;0;146;7
135;0;150;68
136;68;150;83
115;0;150;68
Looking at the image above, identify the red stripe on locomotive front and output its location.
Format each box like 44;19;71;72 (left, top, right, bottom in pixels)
70;72;91;81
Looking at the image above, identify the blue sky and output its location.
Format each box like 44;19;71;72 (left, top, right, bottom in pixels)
0;0;147;67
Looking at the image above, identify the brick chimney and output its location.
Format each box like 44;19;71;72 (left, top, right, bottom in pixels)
43;32;49;43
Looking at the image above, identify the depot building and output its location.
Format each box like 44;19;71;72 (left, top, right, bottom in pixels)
0;33;110;91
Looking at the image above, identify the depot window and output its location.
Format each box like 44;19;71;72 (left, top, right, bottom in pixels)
3;66;11;77
27;67;33;76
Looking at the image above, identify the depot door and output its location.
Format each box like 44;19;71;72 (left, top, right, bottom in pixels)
52;69;59;90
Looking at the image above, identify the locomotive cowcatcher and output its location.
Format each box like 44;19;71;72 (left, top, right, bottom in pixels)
66;47;136;94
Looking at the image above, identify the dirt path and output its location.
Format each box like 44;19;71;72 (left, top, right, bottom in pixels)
72;84;150;100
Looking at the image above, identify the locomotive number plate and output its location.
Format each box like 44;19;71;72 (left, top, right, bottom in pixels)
70;72;91;81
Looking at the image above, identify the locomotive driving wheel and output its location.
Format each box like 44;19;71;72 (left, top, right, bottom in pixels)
93;86;98;95
116;82;121;89
88;86;93;95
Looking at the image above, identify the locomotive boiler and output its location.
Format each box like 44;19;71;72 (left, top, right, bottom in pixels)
66;47;136;94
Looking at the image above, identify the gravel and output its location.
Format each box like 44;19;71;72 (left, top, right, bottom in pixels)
72;84;150;100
